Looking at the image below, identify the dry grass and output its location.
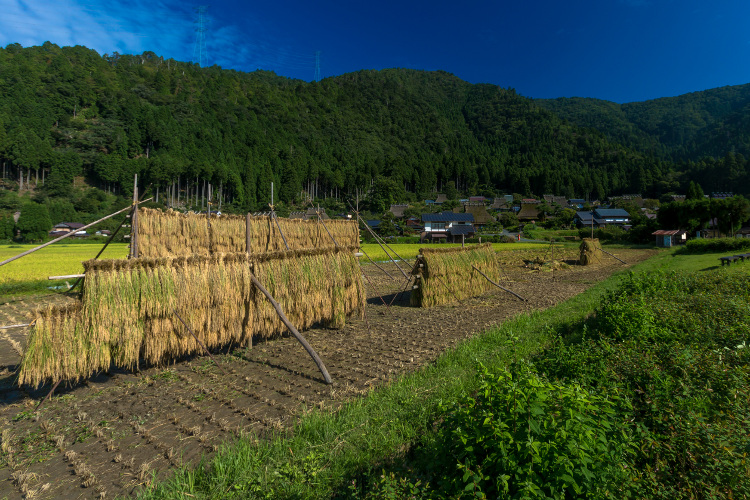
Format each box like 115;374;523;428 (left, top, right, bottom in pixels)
579;238;603;266
411;244;500;308
18;248;364;388
138;209;359;258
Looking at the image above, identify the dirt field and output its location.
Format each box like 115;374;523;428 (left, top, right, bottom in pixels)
0;247;656;499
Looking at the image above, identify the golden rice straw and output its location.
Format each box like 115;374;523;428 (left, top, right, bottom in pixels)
17;248;364;388
579;238;602;266
139;208;359;257
411;244;500;307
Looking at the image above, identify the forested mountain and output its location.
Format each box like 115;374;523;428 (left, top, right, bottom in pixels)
536;84;750;162
0;42;747;221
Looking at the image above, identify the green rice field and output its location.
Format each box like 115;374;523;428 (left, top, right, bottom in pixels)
0;242;129;296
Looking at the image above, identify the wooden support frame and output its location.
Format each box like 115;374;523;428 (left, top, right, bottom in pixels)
471;265;526;301
250;275;332;384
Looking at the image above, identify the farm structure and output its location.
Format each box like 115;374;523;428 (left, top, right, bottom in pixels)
17;208;364;389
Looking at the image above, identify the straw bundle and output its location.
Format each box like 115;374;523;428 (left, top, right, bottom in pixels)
138;208;211;258
17;304;95;387
137;209;359;257
411;244;499;307
18;249;364;388
579;238;602;266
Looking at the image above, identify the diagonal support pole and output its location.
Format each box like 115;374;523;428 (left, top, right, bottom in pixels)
250;275;332;384
472;265;526;301
173;309;228;376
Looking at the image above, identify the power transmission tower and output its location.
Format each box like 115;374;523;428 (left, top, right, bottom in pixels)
193;6;209;67
314;51;321;82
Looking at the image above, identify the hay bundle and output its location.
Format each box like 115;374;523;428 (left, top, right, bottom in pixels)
411;244;499;307
18;249;364;388
138;208;211;258
138;209;360;257
579;238;602;266
17;304;97;387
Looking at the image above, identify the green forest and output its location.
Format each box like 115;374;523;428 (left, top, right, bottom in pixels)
0;42;749;230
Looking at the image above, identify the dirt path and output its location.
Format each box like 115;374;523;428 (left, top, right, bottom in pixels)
0;247;655;499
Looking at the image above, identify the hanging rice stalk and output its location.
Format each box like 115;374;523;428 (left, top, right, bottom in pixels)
579;238;602;266
138;208;359;257
17;248;364;389
411;244;500;308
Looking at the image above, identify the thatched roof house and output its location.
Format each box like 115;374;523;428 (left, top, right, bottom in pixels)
463;203;495;228
517;203;541;222
389;204;409;218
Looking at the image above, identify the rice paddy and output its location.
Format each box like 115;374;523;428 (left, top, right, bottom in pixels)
0;243;128;296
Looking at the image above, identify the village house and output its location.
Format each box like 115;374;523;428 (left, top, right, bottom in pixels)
420;211;475;243
388;204;409;218
575;208;630;228
49;222;88;238
517;203;542;223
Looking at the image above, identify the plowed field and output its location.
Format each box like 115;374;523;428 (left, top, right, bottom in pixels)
0;247;655;499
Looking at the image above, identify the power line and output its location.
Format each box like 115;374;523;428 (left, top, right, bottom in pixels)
193;5;209;67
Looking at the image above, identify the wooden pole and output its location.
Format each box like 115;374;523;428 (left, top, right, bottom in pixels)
251;212;252;255
0;323;31;330
172;309;228;376
601;248;627;264
355;214;409;279
360;246;395;280
273;213;290;250
130;174;138;259
0;199;152;269
472;265;526;301
69;209;132;291
317;212;340;248
250;275;332;384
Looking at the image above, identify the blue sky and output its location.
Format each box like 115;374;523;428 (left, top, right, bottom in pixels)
2;0;750;103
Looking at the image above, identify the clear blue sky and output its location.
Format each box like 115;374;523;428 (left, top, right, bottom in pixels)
2;0;750;103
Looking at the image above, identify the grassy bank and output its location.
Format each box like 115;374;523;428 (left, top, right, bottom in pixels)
139;251;710;499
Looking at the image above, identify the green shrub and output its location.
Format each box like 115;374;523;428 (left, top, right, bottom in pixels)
536;270;750;499
684;237;750;253
433;363;634;499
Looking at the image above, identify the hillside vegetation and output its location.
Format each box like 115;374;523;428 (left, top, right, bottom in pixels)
0;42;703;217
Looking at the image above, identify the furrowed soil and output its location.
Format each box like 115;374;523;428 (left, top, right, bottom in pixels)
0;247;655;499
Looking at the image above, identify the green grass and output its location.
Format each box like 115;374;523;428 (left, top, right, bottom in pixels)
359;242;552;264
0;242;128;297
631;247;750;274
139;250;692;499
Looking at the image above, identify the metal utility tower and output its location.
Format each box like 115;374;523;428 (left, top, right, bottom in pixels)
193;6;209;67
314;51;321;82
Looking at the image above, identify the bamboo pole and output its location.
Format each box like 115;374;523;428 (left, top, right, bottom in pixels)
601;248;627;264
317;211;340;248
0;323;31;330
130;175;138;259
0;198;153;268
354;213;409;279
360;246;395;280
272;213;290;251
69;208;132;291
472;265;526;301
250;275;332;384
173;309;228;376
